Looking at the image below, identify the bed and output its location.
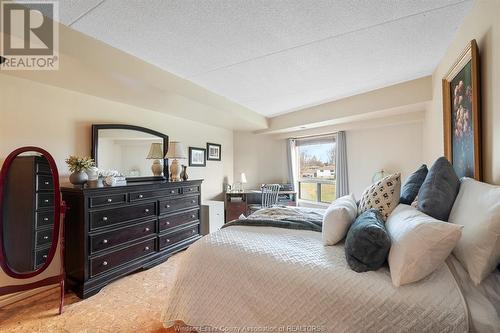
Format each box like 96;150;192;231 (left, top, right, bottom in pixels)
163;207;499;332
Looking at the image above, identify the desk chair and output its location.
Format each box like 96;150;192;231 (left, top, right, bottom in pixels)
248;184;281;214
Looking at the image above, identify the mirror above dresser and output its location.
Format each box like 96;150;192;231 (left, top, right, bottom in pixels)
92;124;169;181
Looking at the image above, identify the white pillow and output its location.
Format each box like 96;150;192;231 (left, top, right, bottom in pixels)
449;178;500;285
322;194;357;245
386;204;463;287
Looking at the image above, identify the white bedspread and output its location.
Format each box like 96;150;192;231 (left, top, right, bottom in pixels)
164;226;468;332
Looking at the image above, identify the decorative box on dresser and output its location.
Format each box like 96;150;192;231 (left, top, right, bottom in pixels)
61;179;202;299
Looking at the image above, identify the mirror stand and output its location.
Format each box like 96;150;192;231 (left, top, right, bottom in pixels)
0;147;66;315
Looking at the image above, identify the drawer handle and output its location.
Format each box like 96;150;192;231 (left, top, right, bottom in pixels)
103;239;108;244
192;230;196;234
44;199;49;203
144;209;150;213
102;216;108;222
43;235;49;240
42;254;48;259
107;198;113;203
166;239;170;243
102;261;108;266
191;214;196;218
188;188;193;191
170;190;175;194
44;181;50;185
191;200;196;204
138;194;144;198
166;221;170;225
144;227;150;232
144;246;150;251
43;217;49;221
166;204;171;208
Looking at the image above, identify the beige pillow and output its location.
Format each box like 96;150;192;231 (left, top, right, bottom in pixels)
358;173;401;220
449;178;500;285
386;204;463;287
322;194;358;245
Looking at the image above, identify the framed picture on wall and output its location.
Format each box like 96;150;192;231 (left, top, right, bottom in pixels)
206;142;221;161
189;147;206;167
442;39;482;180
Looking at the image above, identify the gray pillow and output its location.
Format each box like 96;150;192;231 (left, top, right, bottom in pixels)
400;164;428;205
345;209;391;273
417;157;460;221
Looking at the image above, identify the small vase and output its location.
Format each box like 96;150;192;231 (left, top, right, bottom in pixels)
180;165;188;181
69;171;88;185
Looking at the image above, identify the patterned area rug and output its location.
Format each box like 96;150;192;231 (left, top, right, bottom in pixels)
0;253;185;333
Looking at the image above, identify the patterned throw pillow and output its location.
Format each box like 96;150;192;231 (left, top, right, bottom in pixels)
358;173;401;220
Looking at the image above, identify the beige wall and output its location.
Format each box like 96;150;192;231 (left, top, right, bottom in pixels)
423;0;500;185
0;73;233;301
0;74;234;200
234;120;423;199
233;131;289;190
347;122;423;198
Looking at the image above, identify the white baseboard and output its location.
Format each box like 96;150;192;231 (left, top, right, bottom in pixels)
0;285;58;307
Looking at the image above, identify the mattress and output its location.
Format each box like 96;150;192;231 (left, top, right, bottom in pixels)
163;226;468;332
448;255;500;333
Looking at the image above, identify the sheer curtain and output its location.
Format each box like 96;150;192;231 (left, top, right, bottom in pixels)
286;138;298;191
335;131;349;197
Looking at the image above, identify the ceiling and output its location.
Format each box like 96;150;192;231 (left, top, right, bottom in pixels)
33;0;473;117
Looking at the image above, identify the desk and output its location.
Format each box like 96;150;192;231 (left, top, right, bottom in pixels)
224;190;297;222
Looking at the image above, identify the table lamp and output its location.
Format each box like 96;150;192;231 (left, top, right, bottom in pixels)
146;143;164;176
372;169;389;183
240;172;247;192
165;141;187;181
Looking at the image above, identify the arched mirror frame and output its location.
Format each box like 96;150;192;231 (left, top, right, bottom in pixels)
91;124;169;182
0;146;62;279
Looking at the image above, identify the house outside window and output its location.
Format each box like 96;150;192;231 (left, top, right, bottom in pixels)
295;135;336;204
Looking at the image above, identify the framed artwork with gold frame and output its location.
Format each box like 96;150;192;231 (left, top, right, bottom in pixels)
442;39;482;180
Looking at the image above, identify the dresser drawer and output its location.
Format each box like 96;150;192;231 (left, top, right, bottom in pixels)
159;196;199;214
90;220;156;253
182;185;200;194
37;174;53;191
158;224;199;250
36;210;54;229
129;188;180;202
35;247;50;268
159;209;199;232
36;162;51;175
90;202;156;230
90;194;127;208
90;238;156;277
37;192;54;209
36;228;53;247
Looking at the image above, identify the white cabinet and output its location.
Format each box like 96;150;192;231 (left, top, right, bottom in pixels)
201;200;225;235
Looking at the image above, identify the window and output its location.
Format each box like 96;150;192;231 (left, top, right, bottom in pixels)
295;135;336;203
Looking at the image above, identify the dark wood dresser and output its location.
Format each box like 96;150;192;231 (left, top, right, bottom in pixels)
61;179;202;298
3;156;54;271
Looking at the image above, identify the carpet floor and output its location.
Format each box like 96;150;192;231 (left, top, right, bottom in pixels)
0;252;184;333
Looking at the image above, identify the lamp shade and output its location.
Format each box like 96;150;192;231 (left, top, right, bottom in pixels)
165;141;187;159
146;143;164;159
372;169;389;183
240;172;247;184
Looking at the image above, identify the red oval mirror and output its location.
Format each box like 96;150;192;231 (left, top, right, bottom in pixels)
0;146;61;279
